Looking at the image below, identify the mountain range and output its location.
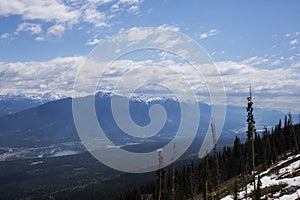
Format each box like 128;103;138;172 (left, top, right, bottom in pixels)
0;93;64;117
0;92;288;160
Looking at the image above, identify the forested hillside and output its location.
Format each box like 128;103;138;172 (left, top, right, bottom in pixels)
115;114;300;200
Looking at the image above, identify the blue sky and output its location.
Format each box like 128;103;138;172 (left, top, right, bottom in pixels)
0;0;300;112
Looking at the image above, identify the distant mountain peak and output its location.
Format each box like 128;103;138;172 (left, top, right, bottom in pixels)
0;92;65;102
129;94;178;104
94;90;178;104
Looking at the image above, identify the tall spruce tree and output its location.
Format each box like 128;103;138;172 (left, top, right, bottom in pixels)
288;113;299;154
233;178;239;200
246;86;256;191
255;175;262;200
116;120;300;200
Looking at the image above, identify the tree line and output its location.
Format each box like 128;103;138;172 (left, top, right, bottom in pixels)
115;113;300;200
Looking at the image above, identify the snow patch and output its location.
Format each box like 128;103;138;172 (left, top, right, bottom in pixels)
221;153;300;200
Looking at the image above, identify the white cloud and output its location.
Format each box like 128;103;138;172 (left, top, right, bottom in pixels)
118;0;143;4
216;60;300;112
200;29;217;39
153;34;181;48
292;62;300;68
83;7;107;27
211;50;225;56
0;1;25;16
0;0;80;24
0;33;10;39
240;55;292;68
111;3;120;11
1;54;299;112
114;0;143;13
35;35;45;41
86;38;102;45
0;0;147;41
75;55;300;112
270;59;281;66
128;5;139;13
88;0;114;4
242;56;269;66
115;25;180;44
0;56;85;97
16;22;42;35
47;24;65;37
0;33;13;43
122;27;153;41
157;24;180;32
285;32;300;37
290;39;298;45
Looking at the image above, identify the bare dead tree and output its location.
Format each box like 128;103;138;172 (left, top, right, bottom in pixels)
158;150;163;200
211;119;220;199
171;143;176;200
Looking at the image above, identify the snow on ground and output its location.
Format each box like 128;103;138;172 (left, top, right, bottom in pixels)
222;153;300;200
51;150;78;157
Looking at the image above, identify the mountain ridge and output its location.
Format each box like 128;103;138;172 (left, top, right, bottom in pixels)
0;92;287;150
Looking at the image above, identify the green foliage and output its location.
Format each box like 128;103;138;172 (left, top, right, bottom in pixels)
255;175;262;200
116;116;300;200
1;116;299;199
234;178;239;200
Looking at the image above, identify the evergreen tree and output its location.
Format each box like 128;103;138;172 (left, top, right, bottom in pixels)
246;86;256;191
288;113;299;154
202;152;213;200
116;116;300;200
233;178;239;200
233;136;243;174
187;163;194;199
255;175;262;200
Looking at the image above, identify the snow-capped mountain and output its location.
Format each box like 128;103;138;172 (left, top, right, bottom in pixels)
0;91;288;161
0;94;42;116
0;92;65;116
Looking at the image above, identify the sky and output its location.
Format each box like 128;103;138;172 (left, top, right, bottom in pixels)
0;0;300;113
